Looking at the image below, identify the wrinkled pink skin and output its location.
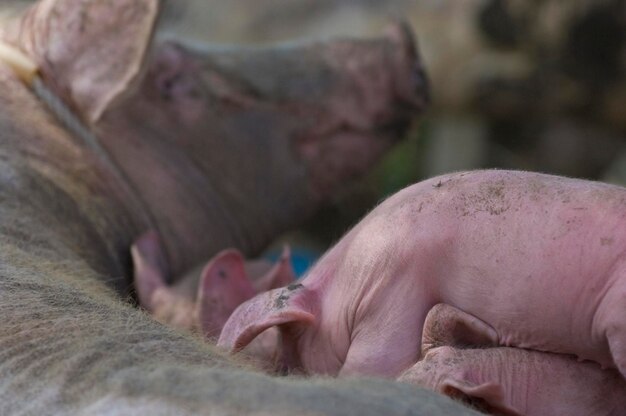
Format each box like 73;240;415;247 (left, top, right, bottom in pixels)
219;170;626;381
400;346;626;416
131;231;295;338
399;303;626;416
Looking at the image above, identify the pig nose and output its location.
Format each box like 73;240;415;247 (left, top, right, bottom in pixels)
384;21;430;113
411;61;430;110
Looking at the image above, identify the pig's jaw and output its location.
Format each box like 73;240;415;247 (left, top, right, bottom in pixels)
297;126;400;200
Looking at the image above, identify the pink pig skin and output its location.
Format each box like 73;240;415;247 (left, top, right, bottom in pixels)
399;346;626;416
132;231;295;338
218;170;626;380
398;303;626;416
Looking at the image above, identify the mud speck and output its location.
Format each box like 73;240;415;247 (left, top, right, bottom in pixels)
218;269;227;279
274;292;290;309
456;180;510;217
600;237;614;246
287;283;304;291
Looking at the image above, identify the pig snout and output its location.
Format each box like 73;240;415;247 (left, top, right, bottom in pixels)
296;21;430;199
385;20;430;115
326;20;429;133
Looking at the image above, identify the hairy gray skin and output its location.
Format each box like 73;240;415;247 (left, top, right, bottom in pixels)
0;0;480;414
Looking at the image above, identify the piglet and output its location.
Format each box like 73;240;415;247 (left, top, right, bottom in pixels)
399;303;626;416
218;170;626;380
131;231;295;338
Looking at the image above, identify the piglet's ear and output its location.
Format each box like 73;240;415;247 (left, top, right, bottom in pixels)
131;230;169;313
4;0;159;122
421;303;499;356
217;284;316;353
253;246;297;292
197;249;256;338
441;379;522;416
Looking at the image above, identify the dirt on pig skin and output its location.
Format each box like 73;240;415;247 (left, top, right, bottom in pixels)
220;170;626;384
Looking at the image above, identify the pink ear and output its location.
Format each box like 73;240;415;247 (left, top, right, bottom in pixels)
131;231;169;312
6;0;160;122
421;303;499;356
196;249;256;338
217;284;316;354
441;379;522;416
253;246;297;292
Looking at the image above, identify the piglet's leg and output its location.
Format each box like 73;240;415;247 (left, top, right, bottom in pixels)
422;303;499;356
131;231;170;313
339;304;499;378
609;327;626;380
602;283;626;379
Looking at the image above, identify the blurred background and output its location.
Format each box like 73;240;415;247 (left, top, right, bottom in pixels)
3;0;626;269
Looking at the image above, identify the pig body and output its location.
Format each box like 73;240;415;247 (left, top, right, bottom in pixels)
220;170;626;381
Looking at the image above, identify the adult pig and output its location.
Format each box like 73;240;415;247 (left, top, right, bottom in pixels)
1;0;428;281
0;0;480;415
399;303;626;416
219;170;626;381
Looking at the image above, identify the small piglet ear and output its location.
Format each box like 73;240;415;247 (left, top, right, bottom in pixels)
5;0;159;122
421;303;499;356
441;379;522;416
253;246;297;292
197;249;256;339
131;230;169;313
217;284;316;353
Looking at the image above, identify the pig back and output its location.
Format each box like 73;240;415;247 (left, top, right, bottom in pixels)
413;170;626;366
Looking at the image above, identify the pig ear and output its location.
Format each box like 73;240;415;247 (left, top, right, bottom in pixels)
6;0;159;122
131;231;169;313
421;303;499;356
217;285;316;353
441;379;522;416
196;249;256;338
253;246;297;292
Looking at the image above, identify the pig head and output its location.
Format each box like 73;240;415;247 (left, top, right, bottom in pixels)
401;345;626;416
400;304;626;416
1;1;429;278
109;24;428;276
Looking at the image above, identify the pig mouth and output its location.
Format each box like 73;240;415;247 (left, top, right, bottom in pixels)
297;116;412;199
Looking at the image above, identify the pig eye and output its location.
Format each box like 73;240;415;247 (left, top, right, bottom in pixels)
156;72;204;103
153;68;207;124
157;73;182;101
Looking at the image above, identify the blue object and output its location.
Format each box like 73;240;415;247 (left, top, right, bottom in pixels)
266;248;319;278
